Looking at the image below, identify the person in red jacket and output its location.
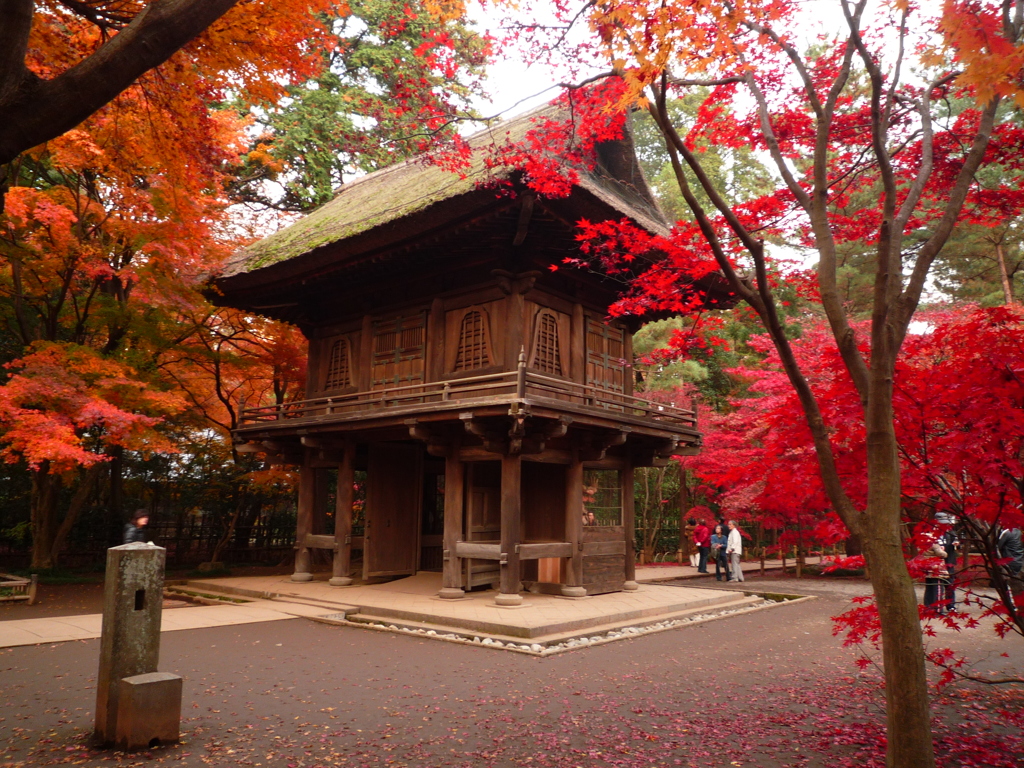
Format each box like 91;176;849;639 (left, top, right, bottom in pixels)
693;519;711;573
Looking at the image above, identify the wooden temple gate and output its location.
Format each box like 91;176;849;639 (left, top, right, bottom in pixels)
216;104;726;604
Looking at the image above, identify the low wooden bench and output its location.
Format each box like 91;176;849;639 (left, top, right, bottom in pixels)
0;572;38;604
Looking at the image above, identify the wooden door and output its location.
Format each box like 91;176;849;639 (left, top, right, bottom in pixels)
364;443;422;579
371;313;426;390
585;318;626;394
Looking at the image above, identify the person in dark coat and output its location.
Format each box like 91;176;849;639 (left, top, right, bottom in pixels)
710;524;728;581
997;526;1024;602
124;510;149;544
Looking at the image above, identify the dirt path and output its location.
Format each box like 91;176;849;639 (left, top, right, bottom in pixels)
2;575;1021;768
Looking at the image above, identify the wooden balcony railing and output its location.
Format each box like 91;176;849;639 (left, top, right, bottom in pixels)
238;368;697;430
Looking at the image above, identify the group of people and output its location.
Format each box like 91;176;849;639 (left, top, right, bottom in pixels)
922;521;1023;615
691;519;745;583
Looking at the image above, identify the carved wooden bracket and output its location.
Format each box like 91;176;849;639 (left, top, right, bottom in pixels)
459;412;508;454
519;415;573;455
492;269;542;296
405;419;452;457
579;427;631;462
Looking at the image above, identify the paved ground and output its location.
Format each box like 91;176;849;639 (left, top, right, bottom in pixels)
2;572;1022;768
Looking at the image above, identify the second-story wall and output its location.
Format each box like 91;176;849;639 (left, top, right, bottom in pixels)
304;278;633;401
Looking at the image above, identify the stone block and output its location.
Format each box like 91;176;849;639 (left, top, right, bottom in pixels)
114;672;182;750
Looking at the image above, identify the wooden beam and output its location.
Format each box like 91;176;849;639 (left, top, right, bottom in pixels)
454;542;502;559
518;542;572;559
459;445;505;462
304;534;336;550
497;454;523;605
512;193;535;247
440;443;465;599
330;441;355;586
521;448;572;464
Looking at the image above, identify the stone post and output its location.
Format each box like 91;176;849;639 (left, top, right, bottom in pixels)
95;543;180;748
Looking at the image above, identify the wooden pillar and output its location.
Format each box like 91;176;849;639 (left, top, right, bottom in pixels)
358;314;373;390
623;326;634;397
622;461;638;590
292;456;314;582
496;453;523;605
562;445;586;597
329;441;355;586
427;297;445;383
570;303;584;382
314;469;330;535
505;292;526;371
439;442;465;599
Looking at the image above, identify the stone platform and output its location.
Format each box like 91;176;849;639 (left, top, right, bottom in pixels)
179;572;762;646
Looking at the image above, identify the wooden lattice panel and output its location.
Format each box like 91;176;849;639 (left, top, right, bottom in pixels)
453;308;493;371
322;337;351;390
529;309;564;375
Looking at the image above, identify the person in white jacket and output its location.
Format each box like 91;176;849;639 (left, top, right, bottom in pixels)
726;520;744;582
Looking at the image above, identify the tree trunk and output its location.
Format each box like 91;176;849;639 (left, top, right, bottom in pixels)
30;465;61;569
995;241;1016;305
107;446;124;547
863;388;935;768
678;466;691;561
49;463;104;566
210;489;246;565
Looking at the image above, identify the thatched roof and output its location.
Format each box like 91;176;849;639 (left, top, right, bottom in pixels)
220;102;668;280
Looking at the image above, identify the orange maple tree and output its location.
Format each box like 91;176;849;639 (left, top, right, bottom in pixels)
0;0;338;567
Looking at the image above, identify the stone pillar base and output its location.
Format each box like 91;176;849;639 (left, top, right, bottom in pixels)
560;585;587;598
438;587;466;600
328;576;353;587
494;593;523;606
290;572;313;583
622;581;639;591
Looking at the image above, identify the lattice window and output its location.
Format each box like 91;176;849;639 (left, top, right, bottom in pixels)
454;308;493;371
530;310;563;375
582;469;622;526
323;337;351;390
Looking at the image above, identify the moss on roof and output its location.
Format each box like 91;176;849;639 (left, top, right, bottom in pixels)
223;103;667;278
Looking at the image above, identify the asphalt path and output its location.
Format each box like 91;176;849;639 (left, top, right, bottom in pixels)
2;574;1022;768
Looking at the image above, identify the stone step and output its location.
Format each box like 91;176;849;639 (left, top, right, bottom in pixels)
181;580;357;612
